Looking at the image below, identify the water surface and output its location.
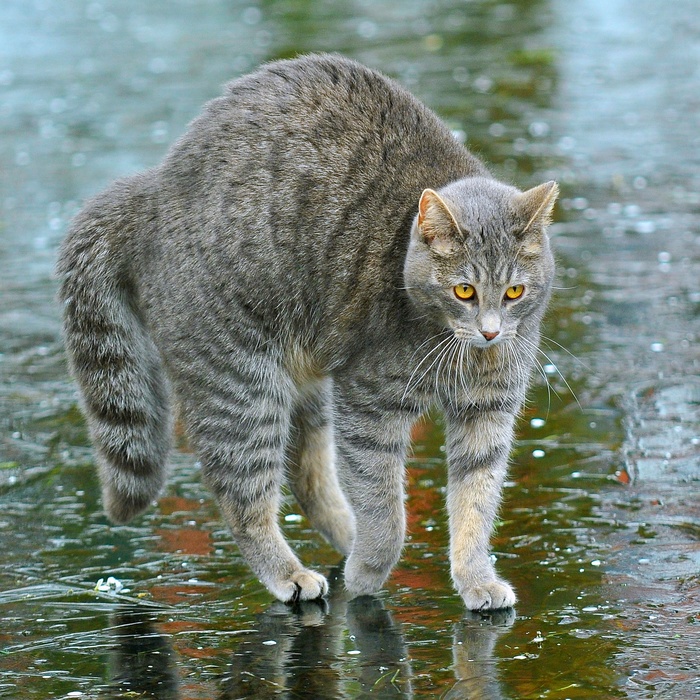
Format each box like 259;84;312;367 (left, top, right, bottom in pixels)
1;0;698;698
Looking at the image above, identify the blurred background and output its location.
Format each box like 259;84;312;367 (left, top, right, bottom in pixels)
1;0;698;698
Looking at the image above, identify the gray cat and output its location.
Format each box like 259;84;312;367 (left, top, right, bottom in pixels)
57;54;557;610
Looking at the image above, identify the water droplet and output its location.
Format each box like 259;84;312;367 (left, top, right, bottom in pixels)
591;560;602;567
658;251;671;263
149;57;167;74
635;220;656;234
50;98;67;114
528;121;550;138
357;19;378;39
558;136;576;151
650;342;664;352
530;418;546;428
452;66;469;84
241;6;262;25
473;75;493;93
151;121;169;144
423;34;443;52
347;649;361;655
284;513;303;523
532;449;545;458
262;640;277;646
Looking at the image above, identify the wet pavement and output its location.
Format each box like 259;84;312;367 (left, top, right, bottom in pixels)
1;0;698;698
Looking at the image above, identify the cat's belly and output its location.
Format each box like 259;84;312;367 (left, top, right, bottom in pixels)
283;342;329;388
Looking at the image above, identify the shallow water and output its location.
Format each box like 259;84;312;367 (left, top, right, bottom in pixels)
1;0;698;698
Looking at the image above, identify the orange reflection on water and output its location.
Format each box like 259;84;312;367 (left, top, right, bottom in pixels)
156;527;213;556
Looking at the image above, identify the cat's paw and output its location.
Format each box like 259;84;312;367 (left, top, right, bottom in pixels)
459;579;516;611
268;568;329;603
343;557;391;596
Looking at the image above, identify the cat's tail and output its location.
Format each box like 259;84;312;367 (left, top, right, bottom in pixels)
56;178;172;524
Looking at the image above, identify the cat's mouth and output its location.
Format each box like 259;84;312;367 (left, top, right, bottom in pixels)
450;324;511;347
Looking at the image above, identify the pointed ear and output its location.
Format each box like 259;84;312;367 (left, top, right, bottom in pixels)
516;181;559;233
417;189;461;255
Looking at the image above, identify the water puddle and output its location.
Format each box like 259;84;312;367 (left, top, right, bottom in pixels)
1;0;698;698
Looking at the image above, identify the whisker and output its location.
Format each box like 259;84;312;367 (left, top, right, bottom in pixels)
540;334;591;370
402;332;454;404
408;329;452;365
457;340;469;399
511;339;553;418
516;333;581;410
449;338;462;411
435;337;457;410
514;334;560;405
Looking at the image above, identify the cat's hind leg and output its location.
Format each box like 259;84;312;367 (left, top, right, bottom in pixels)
181;353;328;603
287;378;356;556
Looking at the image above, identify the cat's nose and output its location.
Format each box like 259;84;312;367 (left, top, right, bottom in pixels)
481;330;500;341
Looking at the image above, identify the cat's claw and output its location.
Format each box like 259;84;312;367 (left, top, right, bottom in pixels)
270;569;329;603
459;579;516;611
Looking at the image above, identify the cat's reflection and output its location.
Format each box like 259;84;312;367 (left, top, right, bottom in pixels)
105;607;180;699
220;567;412;698
444;608;515;700
104;573;513;699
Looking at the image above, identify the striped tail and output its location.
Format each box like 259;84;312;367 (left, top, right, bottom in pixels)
57;180;171;523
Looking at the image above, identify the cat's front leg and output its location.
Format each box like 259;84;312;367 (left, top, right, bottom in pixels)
333;382;413;596
443;406;517;611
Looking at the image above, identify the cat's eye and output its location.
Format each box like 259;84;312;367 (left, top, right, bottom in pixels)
454;284;476;301
504;284;525;300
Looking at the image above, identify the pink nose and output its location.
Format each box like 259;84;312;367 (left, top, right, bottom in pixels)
481;330;500;341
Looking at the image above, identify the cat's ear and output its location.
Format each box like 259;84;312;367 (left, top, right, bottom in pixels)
515;181;559;234
417;189;461;255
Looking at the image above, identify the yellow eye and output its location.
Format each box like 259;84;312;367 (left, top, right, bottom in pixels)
454;284;476;301
505;284;524;300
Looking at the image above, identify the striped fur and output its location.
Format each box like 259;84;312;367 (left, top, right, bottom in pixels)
57;54;556;608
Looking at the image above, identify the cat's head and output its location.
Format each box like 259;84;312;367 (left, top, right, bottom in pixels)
403;176;557;348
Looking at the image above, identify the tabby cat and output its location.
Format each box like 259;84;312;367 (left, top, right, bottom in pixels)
57;54;557;610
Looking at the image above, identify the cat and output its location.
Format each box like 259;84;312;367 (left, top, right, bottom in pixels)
57;53;557;610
